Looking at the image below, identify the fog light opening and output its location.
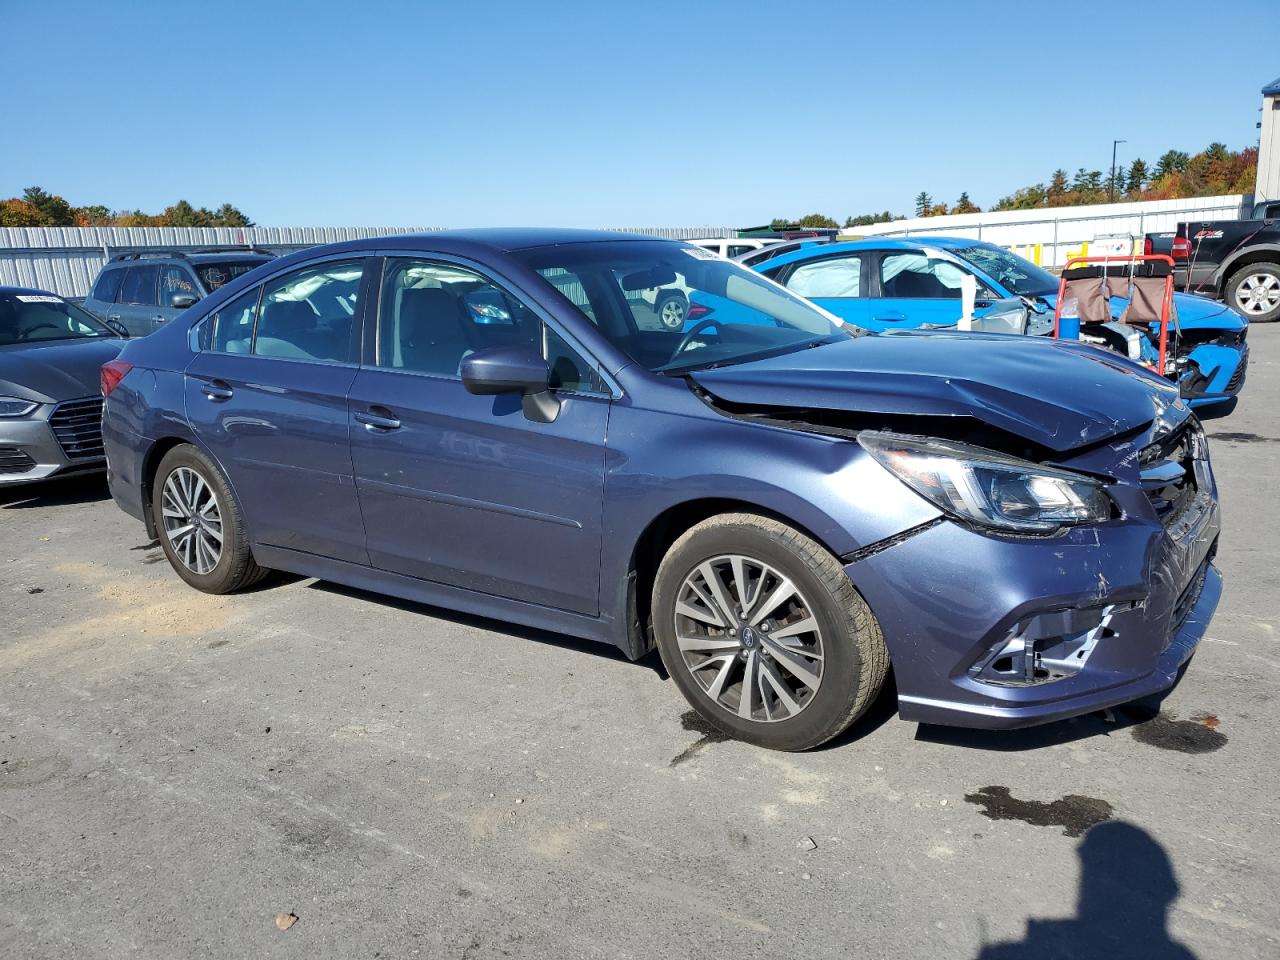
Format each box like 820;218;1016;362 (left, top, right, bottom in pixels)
969;605;1118;687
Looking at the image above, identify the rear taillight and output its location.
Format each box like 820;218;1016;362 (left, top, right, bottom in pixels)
101;360;133;397
1143;236;1153;256
1171;236;1192;260
687;303;712;321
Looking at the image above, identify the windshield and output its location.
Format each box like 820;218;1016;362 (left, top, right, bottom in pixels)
511;241;849;374
953;244;1059;297
196;260;268;293
0;293;114;346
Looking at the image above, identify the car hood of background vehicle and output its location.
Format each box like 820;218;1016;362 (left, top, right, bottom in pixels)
690;332;1178;453
0;337;123;403
1038;290;1243;330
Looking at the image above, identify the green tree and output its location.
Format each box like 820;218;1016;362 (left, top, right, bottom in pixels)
796;213;839;229
20;186;75;225
1154;150;1190;179
913;192;932;217
1047;169;1069;198
1125;158;1148;194
212;203;253;227
951;192;980;214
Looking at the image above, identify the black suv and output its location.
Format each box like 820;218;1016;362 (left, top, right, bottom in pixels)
83;248;275;337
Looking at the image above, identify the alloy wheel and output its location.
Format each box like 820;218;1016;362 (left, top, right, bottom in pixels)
161;466;223;575
674;554;824;722
1235;273;1280;316
659;298;687;329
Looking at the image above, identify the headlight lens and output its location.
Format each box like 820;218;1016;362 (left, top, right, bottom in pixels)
858;431;1111;533
0;396;38;418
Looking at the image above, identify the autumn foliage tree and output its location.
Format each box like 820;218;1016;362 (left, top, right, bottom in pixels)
0;186;254;228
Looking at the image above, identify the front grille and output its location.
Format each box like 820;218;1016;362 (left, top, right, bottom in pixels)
48;396;104;462
0;446;35;475
1139;421;1199;524
1225;356;1247;393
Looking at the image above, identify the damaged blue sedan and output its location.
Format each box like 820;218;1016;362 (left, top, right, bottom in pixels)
101;230;1221;750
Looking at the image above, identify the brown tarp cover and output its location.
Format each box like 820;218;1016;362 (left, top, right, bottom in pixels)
1119;275;1176;327
1061;276;1112;324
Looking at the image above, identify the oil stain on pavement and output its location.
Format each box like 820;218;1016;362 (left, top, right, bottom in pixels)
1127;709;1227;753
964;785;1113;837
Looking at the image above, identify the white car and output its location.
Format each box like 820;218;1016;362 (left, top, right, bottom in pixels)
686;237;779;259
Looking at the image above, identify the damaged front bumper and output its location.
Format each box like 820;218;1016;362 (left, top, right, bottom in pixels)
845;479;1221;730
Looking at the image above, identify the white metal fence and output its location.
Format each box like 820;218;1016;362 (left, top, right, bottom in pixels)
0;225;737;297
847;195;1251;266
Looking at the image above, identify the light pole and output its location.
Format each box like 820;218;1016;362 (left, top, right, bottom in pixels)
1109;139;1127;202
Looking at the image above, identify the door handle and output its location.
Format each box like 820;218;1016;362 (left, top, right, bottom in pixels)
201;381;234;401
152;314;167;326
354;407;401;431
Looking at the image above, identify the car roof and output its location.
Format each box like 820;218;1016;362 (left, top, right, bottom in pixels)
752;235;990;270
0;284;60;297
352;227;665;252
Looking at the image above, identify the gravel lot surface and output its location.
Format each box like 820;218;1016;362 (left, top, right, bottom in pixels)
2;326;1277;959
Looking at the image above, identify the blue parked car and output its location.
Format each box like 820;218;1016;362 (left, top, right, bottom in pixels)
744;237;1249;411
102;230;1221;750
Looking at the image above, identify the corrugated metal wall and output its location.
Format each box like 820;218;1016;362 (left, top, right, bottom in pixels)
0;225;738;297
847;195;1251;266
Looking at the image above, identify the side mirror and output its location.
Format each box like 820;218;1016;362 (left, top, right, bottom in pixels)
105;319;129;338
460;346;559;423
171;293;199;309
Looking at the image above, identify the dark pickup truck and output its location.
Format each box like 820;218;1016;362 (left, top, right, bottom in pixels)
1145;199;1280;322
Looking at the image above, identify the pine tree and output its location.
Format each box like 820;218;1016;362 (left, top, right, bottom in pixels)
1126;159;1148;194
914;192;932;217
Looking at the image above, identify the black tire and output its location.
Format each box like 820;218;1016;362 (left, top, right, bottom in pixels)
1224;262;1280;323
151;444;269;594
652;513;889;751
655;292;688;330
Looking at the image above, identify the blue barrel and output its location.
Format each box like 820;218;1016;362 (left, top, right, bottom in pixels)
1058;316;1081;340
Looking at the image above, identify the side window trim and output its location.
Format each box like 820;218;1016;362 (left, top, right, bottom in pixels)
370;251;619;398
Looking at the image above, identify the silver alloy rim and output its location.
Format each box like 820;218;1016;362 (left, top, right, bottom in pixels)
673;554;824;722
660;299;686;328
161;467;223;575
1235;273;1280;315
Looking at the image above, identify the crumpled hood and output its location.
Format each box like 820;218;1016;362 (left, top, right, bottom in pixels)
1040;290;1244;330
691;332;1181;453
0;337;124;404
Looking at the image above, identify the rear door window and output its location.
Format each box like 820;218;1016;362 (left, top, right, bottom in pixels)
784;255;864;298
209;287;262;353
119;265;160;305
254;260;364;363
92;268;125;303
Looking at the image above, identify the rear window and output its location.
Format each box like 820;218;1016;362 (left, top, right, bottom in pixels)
196;260;267;294
92;267;125;303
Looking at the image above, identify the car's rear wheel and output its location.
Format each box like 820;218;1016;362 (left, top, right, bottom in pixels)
151;445;268;594
652;513;889;751
1226;263;1280;322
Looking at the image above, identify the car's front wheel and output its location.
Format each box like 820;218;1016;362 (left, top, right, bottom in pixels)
1226;262;1280;322
151;444;268;594
652;513;889;751
655;292;688;329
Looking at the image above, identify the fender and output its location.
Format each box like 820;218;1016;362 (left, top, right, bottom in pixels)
1215;241;1280;285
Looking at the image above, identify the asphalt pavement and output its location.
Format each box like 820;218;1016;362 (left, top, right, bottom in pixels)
2;327;1278;959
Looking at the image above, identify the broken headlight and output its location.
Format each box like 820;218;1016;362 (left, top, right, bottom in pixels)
858;432;1111;534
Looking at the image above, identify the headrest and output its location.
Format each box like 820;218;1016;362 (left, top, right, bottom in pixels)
260;299;313;335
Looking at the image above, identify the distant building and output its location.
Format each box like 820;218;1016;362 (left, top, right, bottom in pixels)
1259;75;1280;203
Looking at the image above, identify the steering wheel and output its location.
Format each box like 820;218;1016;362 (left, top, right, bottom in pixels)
672;317;722;359
18;323;62;340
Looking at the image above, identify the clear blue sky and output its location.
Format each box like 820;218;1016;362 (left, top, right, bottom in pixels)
1;0;1274;227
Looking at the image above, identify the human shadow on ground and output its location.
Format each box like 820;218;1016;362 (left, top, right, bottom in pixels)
975;820;1197;960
